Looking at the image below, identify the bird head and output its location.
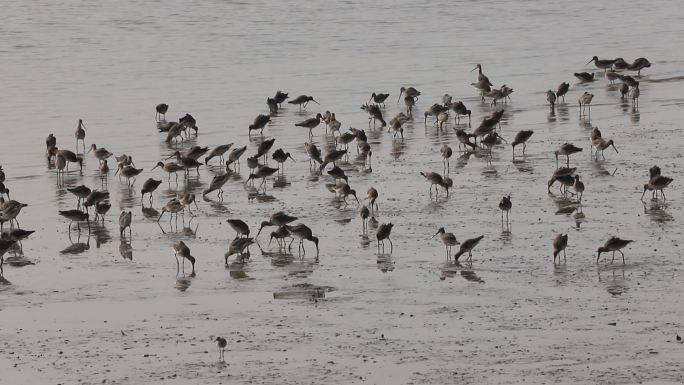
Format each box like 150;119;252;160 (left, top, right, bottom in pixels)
349;189;359;204
255;221;270;238
431;228;445;238
152;161;164;170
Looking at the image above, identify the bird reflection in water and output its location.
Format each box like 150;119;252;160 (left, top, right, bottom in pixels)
439;261;483;283
61;231;91;255
643;200;673;223
597;265;628;296
119;239;132;260
376;253;394;273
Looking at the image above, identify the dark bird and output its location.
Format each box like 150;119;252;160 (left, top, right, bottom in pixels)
454;235;484;262
273;90;289;106
255;138;276;162
511;130;533;157
227;219;250;238
172;241;196;276
574;72;595;82
272;148;295;171
288;95;319;111
249;114;271;136
295;113;323;137
596;237;633;264
215;337;227;361
556;82;570;102
369;92;390;106
586;56;616;71
553;234;568;263
499;195;512;225
361;104;386;127
376;222;394;253
141;179;162;204
628;57;651;76
256;211;298;238
156;103;169;121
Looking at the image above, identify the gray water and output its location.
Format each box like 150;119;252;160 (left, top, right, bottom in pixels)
2;1;684;384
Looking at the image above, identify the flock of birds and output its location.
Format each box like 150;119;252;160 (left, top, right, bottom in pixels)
0;54;676;359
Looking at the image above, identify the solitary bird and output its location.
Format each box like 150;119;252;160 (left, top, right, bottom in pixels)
249;114;271;136
295;113;324;138
431;227;459;260
288;95;319;111
574;72;595;82
499;195;512;225
596;237;633;264
215;337;227;361
119;211;132;238
141;178;162;204
556;82;570;102
578;92;594;116
454;235;484;262
553;234;568;263
369;92;390;106
554;143;583;168
586;56;616;71
173;241;196;276
156;103;169;121
376;222;394;253
511;130;533;157
227;219;250;238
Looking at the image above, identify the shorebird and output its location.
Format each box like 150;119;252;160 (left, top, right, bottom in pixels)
481;132;506;159
304;142;323;168
46;133;56;154
1;228;34;252
472;79;491;101
172;241;195;275
546;90;557;107
574;72;594;82
389;120;404;139
181;146;209;161
256;212;298;238
362;104;386;127
404;95;415;117
0;199;28;229
547;167;576;193
57;149;83;172
376;222;393;253
179;113;198;135
157;198;184;222
295;114;323;138
366;187;378;212
484;87;505;106
325;180;359;204
454;235;484;262
619;74;639;87
613;58;630;70
359;206;370;232
437;111;449;129
168;153;202;175
118;165;143;186
141;178;162;204
605;69;619;84
152;161;184;182
511;130;533;157
273;90;289;107
629;83;640;107
246;166;278;191
499;195;512;225
578;92;594;116
214;337;227;362
58;209;89;233
227;219;250;238
397;86;420;103
88;144;113;165
156;103;169;121
501;84;514;102
0;239;16;277
55;153;66;177
450;101;471;125
203;173;231;198
95;201;111;222
285;224;319;257
642;174;673;201
272;148;295;172
556;82;569;102
75;119;86;153
326;166;348;183
249;114;271;136
471;64;492;87
440;144;453;173
596;237;633;264
204;143;234;165
628;57;651;76
369;92;390;106
424;104;448;125
553;234;568;263
455;129;476;151
99;160;109;175
573;175;585;202
226;145;247;170
177;192;198;215
119;211;132;237
224;237;255;264
67;185;92;209
592;138;618;160
420;172;452;196
164;123;183;143
267;97;278;114
269;226;292;248
618;83;629;99
319;149;347;171
84;190;109;210
587;56;616;71
431;227;459;260
554;143;582;168
0;182;9;200
288;95;319;111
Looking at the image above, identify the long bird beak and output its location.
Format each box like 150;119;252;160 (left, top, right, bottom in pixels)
288;155;296;162
368;96;373;103
114;166;120;175
268;236;273;247
151;164;159;170
431;231;439;239
611;144;619;153
585;58;593;65
312;99;320;105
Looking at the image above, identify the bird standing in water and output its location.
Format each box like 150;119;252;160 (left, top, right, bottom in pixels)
553;234;568;263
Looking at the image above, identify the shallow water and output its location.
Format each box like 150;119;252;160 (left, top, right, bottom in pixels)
2;0;684;384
